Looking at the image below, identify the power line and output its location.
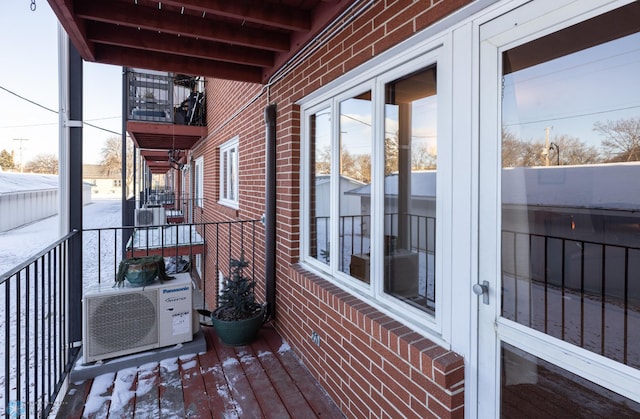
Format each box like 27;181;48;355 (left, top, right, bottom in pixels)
0;84;121;136
0;85;57;114
0;116;120;129
503;104;640;128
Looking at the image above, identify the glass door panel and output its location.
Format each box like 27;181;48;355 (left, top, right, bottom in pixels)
501;342;640;417
500;1;640;369
479;2;640;417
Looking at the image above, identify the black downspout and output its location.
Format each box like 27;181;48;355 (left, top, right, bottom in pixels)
264;104;277;319
68;40;83;354
121;67;128;258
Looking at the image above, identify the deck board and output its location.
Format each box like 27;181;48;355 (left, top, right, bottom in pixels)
199;333;239;418
262;327;344;418
134;363;161;418
159;357;187;418
251;334;316;417
54;379;92;419
212;333;263;418
236;342;290;418
56;324;343;418
108;367;137;418
178;355;212;418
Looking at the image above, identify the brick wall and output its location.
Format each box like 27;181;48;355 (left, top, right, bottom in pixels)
196;0;471;416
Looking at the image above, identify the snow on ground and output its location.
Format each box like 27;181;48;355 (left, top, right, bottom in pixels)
0;198;122;276
0;172;59;194
0;198;122;416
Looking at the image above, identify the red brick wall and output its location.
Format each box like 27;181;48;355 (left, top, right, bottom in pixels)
196;0;471;416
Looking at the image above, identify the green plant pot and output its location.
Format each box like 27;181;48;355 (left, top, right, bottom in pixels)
211;307;265;346
124;260;158;286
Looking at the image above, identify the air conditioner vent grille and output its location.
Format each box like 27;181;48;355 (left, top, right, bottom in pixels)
136;209;154;226
85;291;158;358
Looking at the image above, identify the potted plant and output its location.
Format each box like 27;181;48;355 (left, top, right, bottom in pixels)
115;255;174;287
210;254;265;346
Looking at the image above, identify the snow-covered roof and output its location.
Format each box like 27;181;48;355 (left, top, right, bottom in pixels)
502;163;640;211
344;163;640;211
346;171;436;198
0;172;59;194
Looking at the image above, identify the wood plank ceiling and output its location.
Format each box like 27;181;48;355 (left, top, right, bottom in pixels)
47;0;351;83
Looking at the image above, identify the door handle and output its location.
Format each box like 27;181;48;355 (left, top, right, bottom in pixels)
473;280;489;305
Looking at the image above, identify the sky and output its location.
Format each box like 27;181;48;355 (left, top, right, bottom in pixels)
0;1;122;165
502;32;640;150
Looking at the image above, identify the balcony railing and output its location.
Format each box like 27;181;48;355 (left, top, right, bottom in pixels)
1;231;79;418
126;69;206;126
1;219;262;417
134;192;207;225
502;230;640;368
82;220;263;306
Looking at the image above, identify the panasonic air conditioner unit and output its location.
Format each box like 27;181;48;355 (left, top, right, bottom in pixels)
135;208;154;226
135;207;166;226
82;273;193;363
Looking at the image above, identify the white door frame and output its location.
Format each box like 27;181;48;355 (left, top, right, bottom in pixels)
476;0;640;417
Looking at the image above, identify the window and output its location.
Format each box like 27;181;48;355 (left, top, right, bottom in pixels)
302;47;448;325
383;66;437;312
219;136;239;208
499;2;640;368
194;156;203;208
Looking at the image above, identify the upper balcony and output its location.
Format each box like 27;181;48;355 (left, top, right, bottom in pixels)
126;69;206;171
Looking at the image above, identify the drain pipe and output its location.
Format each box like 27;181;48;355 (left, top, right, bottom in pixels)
264;104;277;319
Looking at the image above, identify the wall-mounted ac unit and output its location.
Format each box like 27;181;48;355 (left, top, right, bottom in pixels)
135;207;166;226
82;273;193;363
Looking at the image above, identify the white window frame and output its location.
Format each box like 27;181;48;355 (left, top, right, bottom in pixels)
194;156;204;208
299;35;453;343
219;136;239;209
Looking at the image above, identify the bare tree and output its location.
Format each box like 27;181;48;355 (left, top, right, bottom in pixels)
315;146;331;175
353;154;372;184
384;134;399;175
554;135;601;165
24;153;58;174
100;136;134;194
593;117;640;162
502;129;602;167
411;143;437;170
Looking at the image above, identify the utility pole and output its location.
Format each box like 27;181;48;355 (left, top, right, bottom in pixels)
13;138;28;172
544;127;552;166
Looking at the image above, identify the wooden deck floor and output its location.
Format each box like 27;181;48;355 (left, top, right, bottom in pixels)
55;324;343;418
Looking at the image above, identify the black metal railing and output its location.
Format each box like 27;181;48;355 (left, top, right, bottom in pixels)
1;231;79;418
134;193;206;225
126;70;206;126
83;219;263;308
502;230;640;368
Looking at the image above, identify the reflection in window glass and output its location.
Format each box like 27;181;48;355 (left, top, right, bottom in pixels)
340;92;371;278
229;148;236;201
501;3;640;368
501;342;640;418
383;66;437;313
309;109;331;265
222;151;228;198
219;137;239;206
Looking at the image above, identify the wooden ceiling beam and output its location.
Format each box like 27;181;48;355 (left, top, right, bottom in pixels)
47;0;95;60
87;22;274;68
95;45;263;82
75;1;290;52
160;0;311;32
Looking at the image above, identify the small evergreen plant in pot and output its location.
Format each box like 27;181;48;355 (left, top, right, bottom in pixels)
211;254;264;345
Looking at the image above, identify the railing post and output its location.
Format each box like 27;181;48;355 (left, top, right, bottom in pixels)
68;39;84;355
